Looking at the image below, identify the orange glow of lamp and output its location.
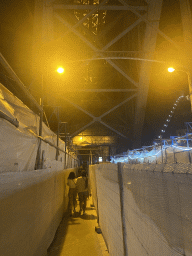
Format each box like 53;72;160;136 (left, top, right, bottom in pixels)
57;67;65;74
168;67;175;73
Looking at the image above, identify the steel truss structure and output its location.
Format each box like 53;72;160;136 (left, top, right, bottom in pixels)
33;0;192;150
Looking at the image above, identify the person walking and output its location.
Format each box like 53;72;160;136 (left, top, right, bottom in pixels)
67;171;77;216
76;171;90;215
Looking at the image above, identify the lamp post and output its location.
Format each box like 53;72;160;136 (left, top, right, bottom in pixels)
36;66;64;169
55;67;64;161
168;67;192;111
35;74;44;170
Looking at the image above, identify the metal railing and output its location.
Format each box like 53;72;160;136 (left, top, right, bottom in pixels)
111;133;192;164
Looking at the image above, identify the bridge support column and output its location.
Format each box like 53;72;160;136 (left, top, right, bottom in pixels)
133;0;163;149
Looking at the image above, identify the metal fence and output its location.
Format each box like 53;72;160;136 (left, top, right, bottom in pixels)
89;162;192;256
111;134;192;165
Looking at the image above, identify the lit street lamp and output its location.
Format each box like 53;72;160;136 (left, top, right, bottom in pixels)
57;67;65;74
168;67;192;111
168;67;175;73
55;67;64;160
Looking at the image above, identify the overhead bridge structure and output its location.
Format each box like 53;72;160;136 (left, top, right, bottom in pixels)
1;1;192;255
31;0;192;153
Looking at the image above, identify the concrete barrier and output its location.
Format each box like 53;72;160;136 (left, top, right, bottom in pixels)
0;168;77;256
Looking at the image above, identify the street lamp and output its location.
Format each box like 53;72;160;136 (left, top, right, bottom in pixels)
57;67;64;74
168;67;192;111
168;67;175;73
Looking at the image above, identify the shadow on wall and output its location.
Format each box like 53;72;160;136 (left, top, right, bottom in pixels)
35;206;68;256
46;213;70;256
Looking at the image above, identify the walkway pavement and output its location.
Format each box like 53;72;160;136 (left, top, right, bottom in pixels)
47;197;109;256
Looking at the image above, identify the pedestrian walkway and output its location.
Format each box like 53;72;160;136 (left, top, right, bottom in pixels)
47;197;109;256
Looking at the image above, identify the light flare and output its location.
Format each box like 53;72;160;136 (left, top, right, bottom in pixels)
168;67;175;72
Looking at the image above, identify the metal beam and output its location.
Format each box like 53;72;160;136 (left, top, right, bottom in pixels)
54;0;183;54
62;94;136;121
102;16;146;51
65;12;140;88
88;16;146;86
133;0;163;149
63;97;95;119
0;53;42;113
54;13;138;87
100;120;129;139
42;0;54;43
41;0;185;57
54;4;147;11
41;0;109;49
64;89;137;92
97;12;125;39
118;0;182;52
104;59;138;87
62;94;136;138
179;0;192;52
99;94;137;118
71;120;96;137
69;0;109;30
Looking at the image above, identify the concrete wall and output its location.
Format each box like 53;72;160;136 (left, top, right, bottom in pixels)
0;168;77;256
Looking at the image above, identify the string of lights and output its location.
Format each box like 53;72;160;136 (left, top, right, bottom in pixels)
110;92;192;164
158;95;185;139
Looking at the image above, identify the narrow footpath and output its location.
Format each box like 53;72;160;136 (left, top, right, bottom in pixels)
47;197;109;256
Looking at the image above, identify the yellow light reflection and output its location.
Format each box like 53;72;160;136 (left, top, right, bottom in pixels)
168;67;175;73
57;67;64;74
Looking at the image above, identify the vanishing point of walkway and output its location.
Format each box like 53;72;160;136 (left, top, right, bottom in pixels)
47;197;109;256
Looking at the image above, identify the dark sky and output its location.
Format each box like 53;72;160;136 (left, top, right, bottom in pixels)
1;0;192;149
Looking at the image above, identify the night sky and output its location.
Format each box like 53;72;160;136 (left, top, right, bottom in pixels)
1;0;192;150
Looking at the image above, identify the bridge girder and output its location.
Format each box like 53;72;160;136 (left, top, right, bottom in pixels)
33;0;192;151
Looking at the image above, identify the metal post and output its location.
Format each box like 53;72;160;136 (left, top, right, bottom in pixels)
117;162;128;256
90;150;93;165
173;147;176;163
35;74;44;169
186;132;191;163
56;106;60;160
160;136;163;163
187;71;192;112
65;123;67;168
